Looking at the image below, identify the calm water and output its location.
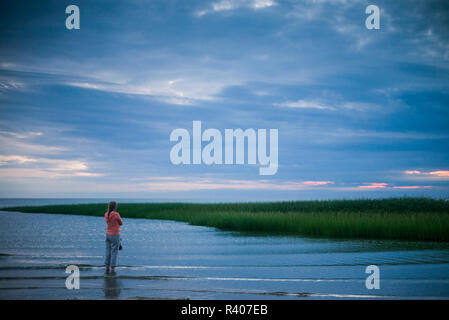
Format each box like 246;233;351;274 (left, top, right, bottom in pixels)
0;202;449;299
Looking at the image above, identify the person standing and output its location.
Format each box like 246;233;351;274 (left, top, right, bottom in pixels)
104;201;123;274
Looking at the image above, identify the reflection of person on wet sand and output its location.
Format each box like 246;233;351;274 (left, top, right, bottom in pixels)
103;275;121;299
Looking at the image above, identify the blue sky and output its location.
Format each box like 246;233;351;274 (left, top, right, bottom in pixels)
0;0;448;200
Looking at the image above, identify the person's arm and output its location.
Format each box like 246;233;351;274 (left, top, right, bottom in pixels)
116;213;123;226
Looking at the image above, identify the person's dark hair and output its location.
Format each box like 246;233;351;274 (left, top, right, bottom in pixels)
107;201;117;218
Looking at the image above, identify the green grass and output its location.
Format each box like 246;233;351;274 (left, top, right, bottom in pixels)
2;197;449;241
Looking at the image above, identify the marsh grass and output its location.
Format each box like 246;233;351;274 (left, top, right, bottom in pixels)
3;198;449;241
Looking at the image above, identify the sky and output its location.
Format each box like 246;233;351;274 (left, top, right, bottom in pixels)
0;0;448;200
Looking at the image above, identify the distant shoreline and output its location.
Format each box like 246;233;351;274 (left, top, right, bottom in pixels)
2;197;449;242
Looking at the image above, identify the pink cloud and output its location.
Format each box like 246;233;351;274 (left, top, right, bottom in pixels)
404;170;422;175
358;182;433;190
393;186;432;189
429;171;449;177
358;183;389;189
404;170;449;178
301;181;334;186
136;177;336;192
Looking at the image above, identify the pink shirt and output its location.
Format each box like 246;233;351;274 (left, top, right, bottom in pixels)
105;211;123;235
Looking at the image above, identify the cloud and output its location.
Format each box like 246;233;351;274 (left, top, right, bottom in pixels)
358;182;433;190
392;186;432;189
284;0;378;50
302;181;334;186
411;27;449;61
196;0;277;17
0;131;42;139
73;172;104;177
251;0;277;9
136;177;335;192
358;182;389;189
0;59;240;107
43;159;88;171
67;75;233;105
333;21;371;51
0;155;38;165
0;78;26;95
0;168;103;179
0;155;101;178
405;170;422;175
404;170;449;179
0;128;105;180
274;99;385;112
67;81;197;106
429;171;449;177
341;131;448;140
275;99;335;110
0;131;66;155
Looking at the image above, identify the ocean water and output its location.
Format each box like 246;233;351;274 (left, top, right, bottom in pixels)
0;198;187;208
0;199;448;300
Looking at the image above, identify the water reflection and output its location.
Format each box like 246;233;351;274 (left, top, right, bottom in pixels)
1;210;449;299
103;275;121;299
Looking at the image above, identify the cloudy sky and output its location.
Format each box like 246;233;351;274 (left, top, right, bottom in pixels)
0;0;448;200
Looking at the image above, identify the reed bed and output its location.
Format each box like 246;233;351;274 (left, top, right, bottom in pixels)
3;198;449;241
